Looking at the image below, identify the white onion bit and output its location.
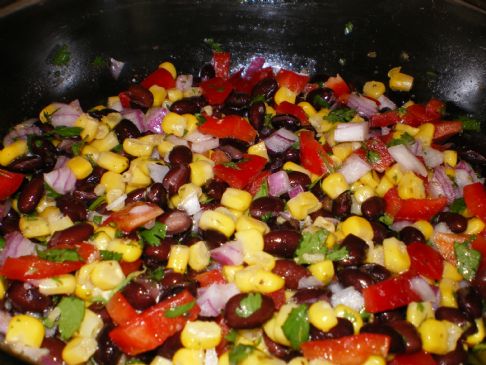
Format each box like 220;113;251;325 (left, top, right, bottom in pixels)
338;154;372;184
334;122;369;142
388;144;427;176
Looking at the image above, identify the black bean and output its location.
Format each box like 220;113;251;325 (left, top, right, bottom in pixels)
17;175;44;214
113;119;141;141
272;259;310;290
370;221;393;244
156;332;183;360
88;302;111;323
122;281;157;311
219;138;250;152
336;267;374;292
271;114;301;131
56;194;87;222
125;187;147;205
248;101;266;130
361;322;405;354
361;196;386;220
225;293;275;329
168;145;193;165
7;155;44;173
157;210;192;235
457;286;483;319
250;196;285;220
88;108;118;120
269;156;284;173
201;229;227;249
0;208;20;234
433;345;468;365
309;208;334;222
204;179;228;202
56;137;81;156
48;223;94;247
287;171;311;188
388;320;422;354
142;238;174;268
374;308;405;322
263;230;301;258
436;212;468;233
170;97;201;115
218;144;244;160
332;191;352;218
306;87;335;110
251;77;278;101
126;84;154;109
94;324;122;365
146;183;167;208
199;64;215;82
160;271;197;299
293;288;331;304
41;337;65;365
282;147;300;164
310;318;354;340
263;332;296;361
359;263;391;283
7;281;52;313
29;137;56;171
338;234;368;266
435;307;470;328
399;226;425;244
472;265;486;300
225;92;250;109
162;164;190;196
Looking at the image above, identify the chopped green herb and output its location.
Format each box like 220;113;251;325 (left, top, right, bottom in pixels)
204;38;223;52
225;328;237;343
46;126;83;138
454;239;481;281
111;144;123;153
92;215;103;225
51;44;71;66
291;139;300;150
44;183;62;199
164;301;196;318
459;116;481;132
42;109;58;124
88;196;106;211
313;94;330;109
236;293;262;318
260;212;273;222
307;176;323;190
229;344;255;365
42;316;56;329
366;150;381;165
387;132;414;147
473;342;486;352
295;229;347;264
126;358;143;365
397;107;407;116
417;302;425;312
379;213;394;226
92;55;107;68
57;296;85;341
250;94;266;104
71;141;85;156
253;180;268;200
37;248;81;263
85;154;98;167
450;197;466;214
344;21;354;35
200;196;214;205
282;304;309;350
194;113;207;126
326;245;349;261
150;267;165;281
140;222;167;246
0;237;5;250
326;108;356;123
115;229;124;238
222;161;241;170
360;309;372;321
100;250;123;261
263;113;273;129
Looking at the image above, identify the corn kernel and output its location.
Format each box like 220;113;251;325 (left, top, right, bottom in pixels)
167;88;183;102
234;266;284;293
406;301;434;328
100;171;125;192
19;216;50;238
334;304;362;334
107;239;143;262
388;67;414;92
222;265;244;283
75;114;99;142
221;188;252;212
354;186;375;205
274;86;296;105
149;85;167;107
78;309;103;338
81;145;100;162
199;210;235;237
359;171;380;190
90;131;119;152
167;245;190;273
287;192;322;220
97;151;129;173
181;320;222;349
236;215;269;234
181;113;198;135
466;218;485;235
395;123;419;136
439;278;458;308
172;348;204;365
418;319;454;355
39;103;59;123
37;275;76;296
6;315;44;348
363;356;386;365
442;150;457;167
383;237;410;274
0;139;28;166
40;206;74;234
263;304;296;346
244;251;275;271
309;301;337;332
467;318;485;346
287;358;309;365
124;158;151;188
308;260;335;285
282;161;312;177
397;171;425;199
0;276;6;300
123;138;153;157
189;160;213;187
298;101;317;116
341;216;373;242
67;156;93;180
183;87;202;98
321;173;349;199
62;337;97;365
90;261;125;290
159;61;177;79
385;163;404;185
363;81;386;99
235;229;264;257
375;175;394;197
150;356;172;365
247;141;269;160
414;123;435;147
189;241;210;272
413;220;434;240
442;261;463;281
332;142;354;163
162;112;187;137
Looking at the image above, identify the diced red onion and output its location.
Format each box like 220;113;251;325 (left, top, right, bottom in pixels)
390;220;413;232
54;156;69;170
0;310;11;335
244;56;265;79
143;107;168;133
264;128;297;153
109;57;125;80
166;135;189;147
420;146;443;169
148;163;169;183
429;166;456;203
388;145;427;177
377;94;397;111
298;275;323;289
197;283;239;317
121;109;144;131
49;102;82;127
0;200;11;221
339;154;372;184
268;171;290;197
409;141;423;156
347;93;378;118
3;119;41;147
178;192;201;216
176;74;193;91
69;99;83;114
334;122;369;142
130;203;156;215
43;166;76;194
191;137;219;153
186;130;214;143
211;241;244;266
288;184;304;199
410;276;438;306
330;286;364;312
455;161;480;189
0;231;36;266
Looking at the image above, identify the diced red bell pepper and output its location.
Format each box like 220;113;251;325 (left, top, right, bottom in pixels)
369;110;401;128
214;154;267;189
198;114;257;143
355;137;394;173
431;232;469;264
299;130;333;176
103;202;163;233
464;182;486;223
324;74;350;97
246;170;271;196
210;149;231;165
230;67;274;94
0;256;84;281
119;91;131;109
52;242;99;263
141;68;176;90
432;121;463;142
472;235;486;268
276;69;310;94
120;259;143;276
301;334;391;365
425;98;445;120
389;351;437;365
407;242;444;281
402;104;430;127
266;288;286;310
363;272;421;313
200;77;234;105
0;169;24;200
275;101;308;124
213;51;231;80
106;292;138;326
110;290;199;355
194;269;226;287
384;188;448;222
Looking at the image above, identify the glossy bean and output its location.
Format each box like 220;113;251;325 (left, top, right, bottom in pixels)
122;281;157;311
7;155;44;173
156;332;183;360
263;229;301;258
249;196;285;220
435;306;470;328
218;144;244;160
251;77;278;101
56;194;87;222
157;210;192;235
287;171;311;188
142;238;174;268
125;187;147;205
88;108;118;120
225;92;250;109
338;234;368;266
7;281;52;313
146;183;168;208
374;308;405;322
361;322;405;354
57;137;81;156
336;267;375;292
263;332;296;361
309;208;334;221
168;145;193;165
162;164;190;196
457;286;483;319
17;175;44;214
0;209;20;234
170;97;201;115
204;179;228;202
306;87;336;110
201;229;227;249
248;101;265;130
472;265;486;300
361;196;386;220
126;84;154;109
359;263;391;283
292;288;331;304
199;63;215;82
88;302;111;323
41;337;65;365
436;212;468;233
310;318;354;340
271;114;301;131
433;346;468;365
332;190;352;218
399;226;425;244
48;222;94;246
160;271;197;299
388;320;422;354
29;137;56;170
224;293;275;329
371;221;393;244
113;118;141;141
94;324;122;365
272;259;310;290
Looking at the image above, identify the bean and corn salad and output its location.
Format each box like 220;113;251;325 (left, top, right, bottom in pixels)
0;47;484;365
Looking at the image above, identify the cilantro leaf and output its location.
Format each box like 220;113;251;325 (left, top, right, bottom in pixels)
454;240;481;281
71;141;85;156
282;304;309;350
222;161;241;170
326;108;356;123
140;222;167;246
366;150;381;165
459;116;481;132
313;94;330;109
44;183;62;199
51;44;71;66
253;181;268;200
387;132;414;147
88;196;106;211
0;237;5;250
100;250;122;261
295;229;329;264
58;296;85;341
150;267;165;281
164;301;196;318
326;245;349;261
379;213;394;226
263;113;273;129
235;293;262;318
111;144;123;153
194;113;206;126
225;329;237;343
449;198;466;214
92;55;107;68
37;248;81;263
204;38;223;52
250;94;266;104
47;126;83;137
92;215;103;225
229;344;255;365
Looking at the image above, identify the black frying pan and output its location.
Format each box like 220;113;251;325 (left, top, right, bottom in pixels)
0;0;486;364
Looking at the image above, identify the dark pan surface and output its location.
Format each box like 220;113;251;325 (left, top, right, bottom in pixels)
0;0;486;364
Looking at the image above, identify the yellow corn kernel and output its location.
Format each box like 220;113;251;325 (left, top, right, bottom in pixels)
332;142;354;163
67;156;93;180
388;67;414;92
415;124;435;148
173;348;205;365
181;321;222;349
0;139;28;166
162;112;187;137
199;210;235;237
359;171;380;190
321;173;349;199
183;87;202;98
124;158;151;188
287;191;322;220
123;138;153;157
308;260;335;285
221;188;252;212
282;161;312;177
41;206;74;234
413;220;434;240
97;151;129;173
150;356;172;365
75;114;99;142
78;309;103;338
90;231;110;250
157;140;174;157
90;131;119;152
241;351;286;365
309;301;338;332
334;304;363;334
341;216;374;242
263;304;296;346
236;229;264;256
37;275;76;296
189;160;213;187
363;81;386;99
167;88;183;102
466;218;485;235
362;356;386;365
383;237;410;274
419;319;459;355
0;277;6;300
182;114;198;135
6;315;44;348
406;301;434;328
244;251;275;271
107;239;143;262
222;265;244;283
439;278;458;308
159;61;177;78
467;318;485;346
385;163;404;185
298;101;317;116
81;145;100;162
354;186;375;205
19;216;50;238
274;86;296;105
100;171;125;192
442;261;462;282
234;266;284;293
395;123;419;136
167;245;190;273
39;103;59;122
62;337;97;365
236;215;269;234
189;241;210;272
442;150;457;167
149;85;167;107
397;171;426;199
90;261;125;290
375;175;394;197
247;141;269;160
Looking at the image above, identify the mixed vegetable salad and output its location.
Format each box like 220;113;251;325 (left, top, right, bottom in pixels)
0;43;484;365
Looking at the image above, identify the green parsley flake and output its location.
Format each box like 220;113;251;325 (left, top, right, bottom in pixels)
253;181;268;200
37;248;81;263
366;150;381;165
229;344;255;365
454;240;481;281
449;198;466;214
378;213;394;226
195;113;207;126
44;183;62;199
47;126;83;137
326;108;356;123
313;94;330;109
204;38;223;52
140;221;167;246
387;132;414;147
459;116;481;132
71;141;85;156
225;329;237;343
51;44;71;66
0;237;5;250
222;161;241;170
150;267;165;281
235;293;262;318
100;250;123;261
58;297;85;341
92;215;103;225
282;304;309;350
250;94;266;104
164;301;196;318
295;229;347;264
88;196;106;211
